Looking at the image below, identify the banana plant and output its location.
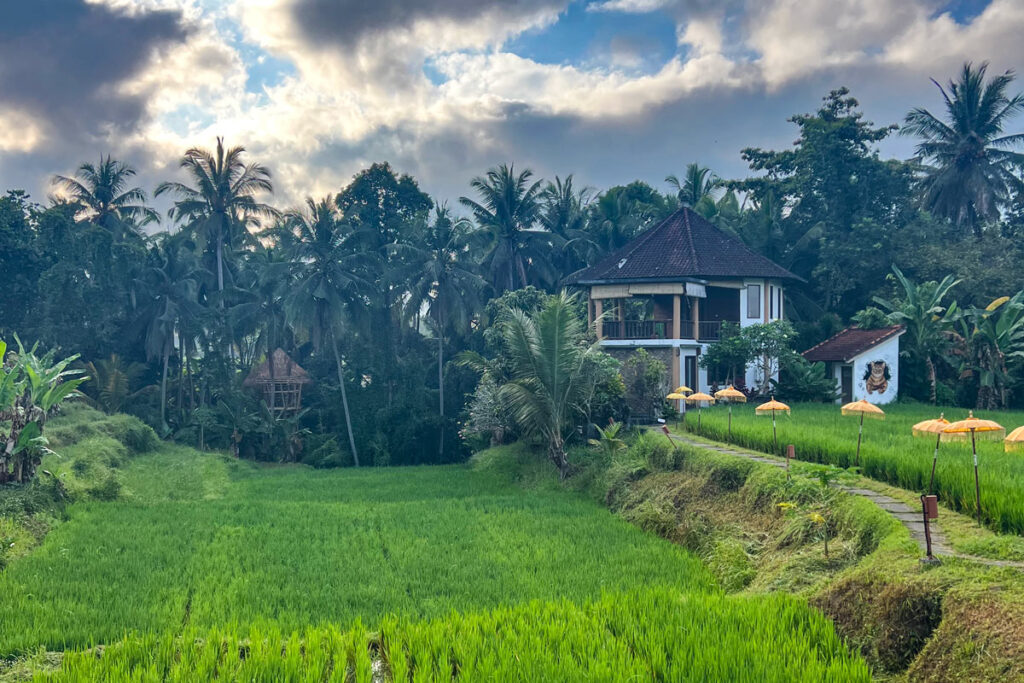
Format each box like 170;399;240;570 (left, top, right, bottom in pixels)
947;292;1024;409
1;338;88;484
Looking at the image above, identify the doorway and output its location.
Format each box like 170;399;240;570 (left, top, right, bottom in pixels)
840;365;853;404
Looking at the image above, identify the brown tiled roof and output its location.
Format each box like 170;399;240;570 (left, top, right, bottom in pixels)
803;326;905;363
243;348;311;385
565;207;798;284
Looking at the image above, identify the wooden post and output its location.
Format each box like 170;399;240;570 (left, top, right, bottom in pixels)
617;298;625;339
594;298;603;340
786;444;794;479
692;297;700;340
672;294;681;340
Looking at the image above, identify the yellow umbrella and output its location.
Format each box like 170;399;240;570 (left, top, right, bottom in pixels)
1005;426;1024;452
755;396;790;447
841;399;885;468
912;413;953;495
944;411;1005;525
685;391;715;429
666;385;692;427
714;386;747;439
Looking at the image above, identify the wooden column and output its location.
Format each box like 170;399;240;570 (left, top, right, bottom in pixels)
692;297;700;340
672;294;681;340
594;298;603;339
617;298;625;338
671;349;681;411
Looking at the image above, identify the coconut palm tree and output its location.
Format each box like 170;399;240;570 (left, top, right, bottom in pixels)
666;163;720;210
873;266;960;404
155;138;277;298
499;291;598;478
282;197;370;466
396;205;485;459
134;241;204;430
902;62;1024;237
459;164;556;293
52;156;158;239
540;175;592;274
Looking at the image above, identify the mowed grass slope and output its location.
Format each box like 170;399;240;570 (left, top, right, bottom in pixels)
0;446;713;656
685;402;1024;534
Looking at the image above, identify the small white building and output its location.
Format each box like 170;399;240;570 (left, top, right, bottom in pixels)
803;326;905;405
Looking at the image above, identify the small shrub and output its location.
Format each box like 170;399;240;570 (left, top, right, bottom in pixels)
85;475;122;502
100;415;159;454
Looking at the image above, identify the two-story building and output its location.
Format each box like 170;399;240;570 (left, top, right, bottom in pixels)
566;207;799;395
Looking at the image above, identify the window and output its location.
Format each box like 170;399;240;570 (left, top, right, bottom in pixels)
746;284;761;318
769;286;775;319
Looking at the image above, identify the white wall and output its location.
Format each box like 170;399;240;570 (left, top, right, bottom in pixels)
850;334;901;404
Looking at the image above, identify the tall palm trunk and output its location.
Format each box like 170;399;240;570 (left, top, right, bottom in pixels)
437;324;445;460
160;344;170;429
332;334;360;467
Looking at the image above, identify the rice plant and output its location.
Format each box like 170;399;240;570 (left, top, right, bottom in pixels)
686;402;1024;534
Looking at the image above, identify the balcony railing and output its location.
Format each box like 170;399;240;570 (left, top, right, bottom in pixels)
599;319;732;341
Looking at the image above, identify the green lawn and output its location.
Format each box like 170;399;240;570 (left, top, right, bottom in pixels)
0;437;871;680
684;401;1024;534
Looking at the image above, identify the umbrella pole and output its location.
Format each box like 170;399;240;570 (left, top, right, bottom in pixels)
971;429;981;526
855;412;864;468
728;405;732;439
929;433;940;496
698;407;702;430
772;411;777;448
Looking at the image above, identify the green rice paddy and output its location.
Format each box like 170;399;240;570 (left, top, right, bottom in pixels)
685;401;1024;534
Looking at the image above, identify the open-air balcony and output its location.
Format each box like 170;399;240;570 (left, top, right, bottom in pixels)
598;318;727;342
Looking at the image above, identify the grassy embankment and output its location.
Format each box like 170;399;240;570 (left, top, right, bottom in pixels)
683;401;1024;535
491;426;1024;680
0;405;869;681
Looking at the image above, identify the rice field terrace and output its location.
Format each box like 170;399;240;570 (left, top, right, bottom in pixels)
0;413;870;680
682;401;1024;535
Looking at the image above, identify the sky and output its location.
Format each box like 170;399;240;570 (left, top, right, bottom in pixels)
1;0;1023;216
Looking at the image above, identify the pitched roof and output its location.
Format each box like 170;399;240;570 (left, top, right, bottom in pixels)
802;326;905;363
243;348;311;385
566;207;798;284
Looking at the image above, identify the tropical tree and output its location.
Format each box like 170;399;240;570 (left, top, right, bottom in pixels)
134;241;203;430
873;266;960;403
155;138;277;298
51;156;158;239
397;205;485;459
903;62;1024;237
498;291;598;477
283;197;368;466
947;292;1024;409
540;175;592;273
666;163;720;213
460;164;556;292
1;339;88;484
82;354;151;415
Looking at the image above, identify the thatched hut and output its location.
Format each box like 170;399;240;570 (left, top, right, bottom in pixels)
243;348;311;414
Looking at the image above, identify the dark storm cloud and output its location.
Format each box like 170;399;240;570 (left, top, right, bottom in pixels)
289;0;568;47
0;0;190;142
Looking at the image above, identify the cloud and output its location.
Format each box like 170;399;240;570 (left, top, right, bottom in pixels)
587;0;674;12
0;0;190;149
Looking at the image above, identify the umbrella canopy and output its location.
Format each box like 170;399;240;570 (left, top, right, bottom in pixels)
913;413;965;442
841;399;885;420
714;386;747;403
755;398;790;415
667;385;693;400
943;411;1005;440
1005;426;1024;452
685;392;715;404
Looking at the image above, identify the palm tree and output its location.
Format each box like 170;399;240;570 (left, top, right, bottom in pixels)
282;197;369;466
459;164;555;293
902;62;1024;237
540;175;592;274
52;156;158;239
873;266;960;404
155;138;277;298
134;241;204;430
82;355;151;415
666;163;720;209
499;291;598;478
397;205;485;459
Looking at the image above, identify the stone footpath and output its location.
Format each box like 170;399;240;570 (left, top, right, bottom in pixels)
670;433;1024;570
